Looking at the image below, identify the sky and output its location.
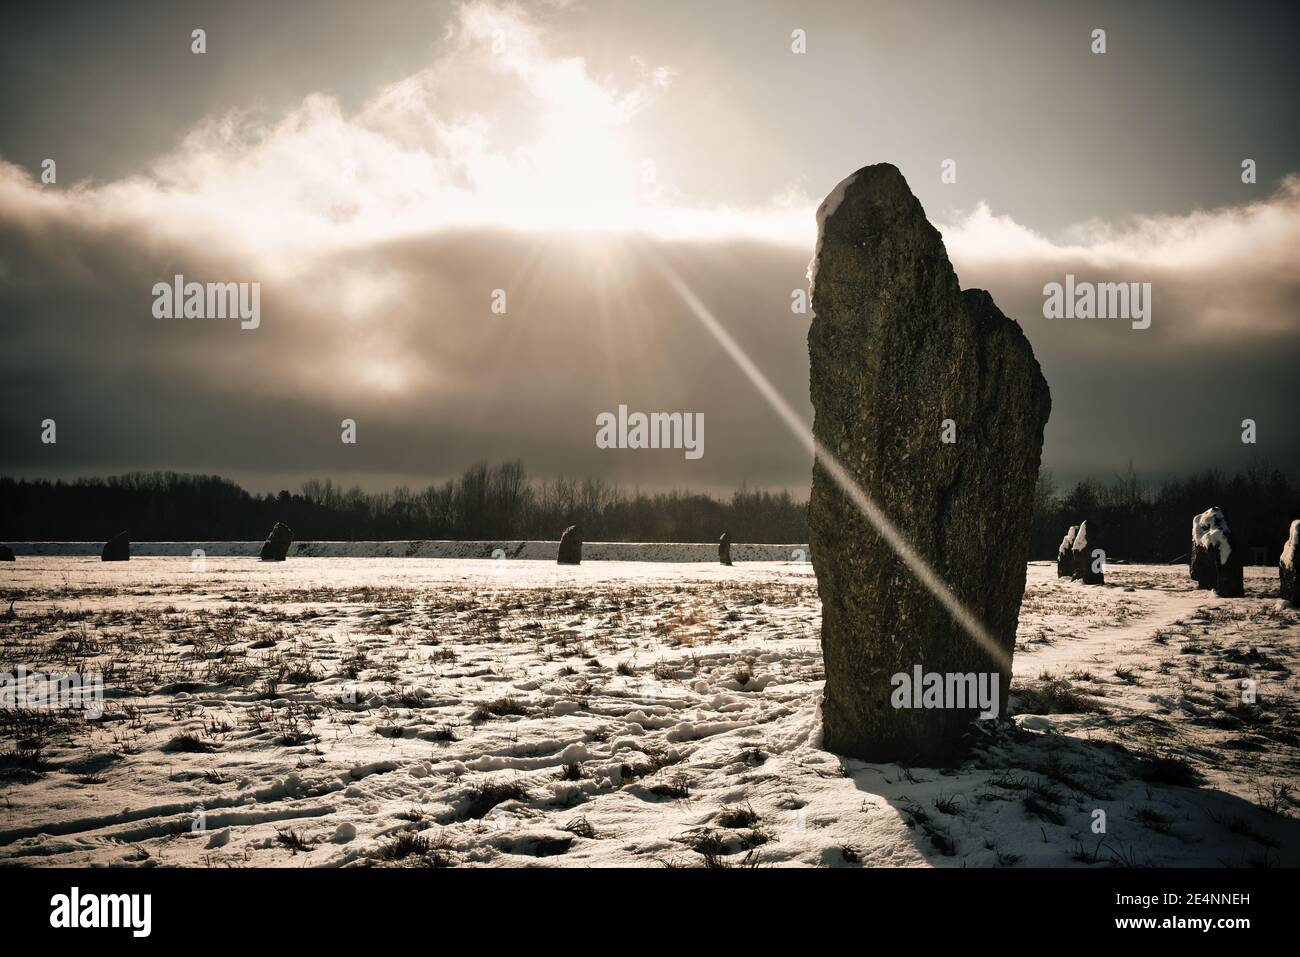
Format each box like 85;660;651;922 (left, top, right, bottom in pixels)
1;0;1297;495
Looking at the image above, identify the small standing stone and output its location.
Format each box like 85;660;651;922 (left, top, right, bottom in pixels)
1070;520;1104;584
0;545;14;562
557;525;582;565
101;531;129;562
260;522;294;562
1280;520;1299;602
1056;526;1078;578
1190;507;1243;598
1189;509;1221;590
718;532;733;566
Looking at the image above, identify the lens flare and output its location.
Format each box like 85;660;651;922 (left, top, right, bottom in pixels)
652;256;1008;673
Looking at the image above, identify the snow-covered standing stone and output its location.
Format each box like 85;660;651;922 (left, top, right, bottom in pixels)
1070;519;1104;585
1057;525;1079;578
1279;520;1298;602
1191;507;1243;598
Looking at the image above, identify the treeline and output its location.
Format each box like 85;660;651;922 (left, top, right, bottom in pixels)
0;463;806;544
1;462;1295;561
1029;463;1298;564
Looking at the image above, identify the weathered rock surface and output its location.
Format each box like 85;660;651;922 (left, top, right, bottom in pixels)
101;531;129;562
259;522;293;562
1189;509;1221;590
1281;520;1299;603
719;532;733;566
1057;526;1078;578
1070;519;1104;584
1191;507;1243;598
808;164;1050;763
557;525;582;565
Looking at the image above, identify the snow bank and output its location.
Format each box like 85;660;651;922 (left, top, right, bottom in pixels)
5;540;812;562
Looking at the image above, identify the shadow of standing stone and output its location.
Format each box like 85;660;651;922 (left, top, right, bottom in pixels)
557;525;582;565
260;522;293;562
807;164;1050;764
101;531;129;562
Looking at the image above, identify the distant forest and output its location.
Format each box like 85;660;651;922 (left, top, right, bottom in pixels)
1;461;1296;563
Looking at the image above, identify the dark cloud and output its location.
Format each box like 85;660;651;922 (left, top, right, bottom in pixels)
2;174;1296;494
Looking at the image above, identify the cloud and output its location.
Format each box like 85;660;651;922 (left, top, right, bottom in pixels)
7;0;1296;313
0;0;1296;492
0;0;806;270
940;178;1300;339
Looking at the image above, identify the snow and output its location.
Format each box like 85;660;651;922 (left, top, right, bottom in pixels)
806;171;858;297
1057;525;1078;560
1192;507;1232;565
1;556;1296;868
332;822;357;843
1070;520;1089;553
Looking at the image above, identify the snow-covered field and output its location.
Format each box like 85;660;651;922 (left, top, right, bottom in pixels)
1;557;1296;868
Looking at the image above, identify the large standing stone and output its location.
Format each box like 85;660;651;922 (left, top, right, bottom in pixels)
808;164;1050;763
557;525;582;565
1070;519;1104;584
1191;507;1243;598
260;522;294;562
719;532;733;566
0;545;14;562
1057;526;1078;578
1281;520;1299;603
101;531;129;562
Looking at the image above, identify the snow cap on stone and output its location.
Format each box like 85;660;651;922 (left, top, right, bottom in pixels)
1058;525;1079;560
1192;507;1232;565
1282;520;1299;572
1071;520;1090;554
